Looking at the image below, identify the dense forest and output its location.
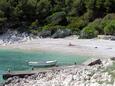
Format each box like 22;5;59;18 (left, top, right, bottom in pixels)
0;0;115;38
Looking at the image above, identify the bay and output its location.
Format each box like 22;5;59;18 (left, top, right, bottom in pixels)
0;48;89;82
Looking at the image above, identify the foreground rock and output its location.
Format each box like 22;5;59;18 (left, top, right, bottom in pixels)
4;58;115;86
88;59;102;66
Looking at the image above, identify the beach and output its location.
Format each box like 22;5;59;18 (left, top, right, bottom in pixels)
0;35;115;58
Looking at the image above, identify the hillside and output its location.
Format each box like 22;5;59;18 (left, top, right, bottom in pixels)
0;0;115;38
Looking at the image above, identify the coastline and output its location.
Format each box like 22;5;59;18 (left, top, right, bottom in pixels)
1;36;115;86
0;36;115;58
4;58;115;86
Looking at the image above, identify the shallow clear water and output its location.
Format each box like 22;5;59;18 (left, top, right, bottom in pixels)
0;49;89;82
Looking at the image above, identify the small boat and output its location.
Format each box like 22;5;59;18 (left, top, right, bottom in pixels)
28;60;57;67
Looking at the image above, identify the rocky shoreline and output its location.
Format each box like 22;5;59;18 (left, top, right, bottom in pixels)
3;58;115;86
0;29;72;46
0;30;32;46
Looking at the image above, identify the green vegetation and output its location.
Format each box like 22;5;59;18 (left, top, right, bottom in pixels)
0;0;115;38
80;19;101;38
104;20;115;35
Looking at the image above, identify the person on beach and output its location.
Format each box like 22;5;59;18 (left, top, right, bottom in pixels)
69;42;72;46
32;67;34;70
74;62;76;65
68;42;75;46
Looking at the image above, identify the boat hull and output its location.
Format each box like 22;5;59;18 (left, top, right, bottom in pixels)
28;61;57;67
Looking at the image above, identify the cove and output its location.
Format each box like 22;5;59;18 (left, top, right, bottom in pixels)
0;48;90;82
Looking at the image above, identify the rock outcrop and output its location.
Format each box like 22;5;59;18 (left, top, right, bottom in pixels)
52;29;72;38
39;30;51;38
0;30;33;45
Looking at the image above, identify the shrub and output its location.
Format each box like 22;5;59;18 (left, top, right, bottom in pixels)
67;21;80;34
100;20;110;29
42;24;66;34
88;18;103;34
67;16;89;34
104;20;115;35
29;26;42;35
100;13;115;30
79;18;102;39
29;20;39;29
80;19;101;38
80;26;98;39
30;29;40;35
103;13;115;21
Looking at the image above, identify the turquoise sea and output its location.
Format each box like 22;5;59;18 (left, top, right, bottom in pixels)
0;49;89;82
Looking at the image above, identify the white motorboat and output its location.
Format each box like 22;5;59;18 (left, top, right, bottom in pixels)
28;60;57;67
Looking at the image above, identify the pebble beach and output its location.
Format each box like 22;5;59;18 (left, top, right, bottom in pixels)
4;58;115;86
